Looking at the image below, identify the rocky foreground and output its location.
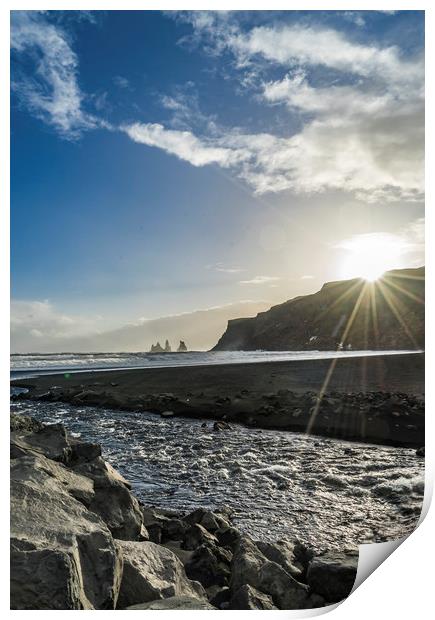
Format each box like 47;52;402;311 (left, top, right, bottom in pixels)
11;413;358;610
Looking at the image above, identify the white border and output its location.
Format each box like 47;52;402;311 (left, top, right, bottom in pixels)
2;2;432;619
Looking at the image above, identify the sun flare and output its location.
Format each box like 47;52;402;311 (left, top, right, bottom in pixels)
337;233;409;283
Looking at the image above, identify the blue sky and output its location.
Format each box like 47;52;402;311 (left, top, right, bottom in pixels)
10;10;424;350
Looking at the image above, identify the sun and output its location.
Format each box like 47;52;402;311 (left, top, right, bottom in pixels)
337;233;408;283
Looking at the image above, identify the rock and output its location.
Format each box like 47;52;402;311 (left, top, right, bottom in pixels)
416;446;425;457
255;540;303;580
160;410;175;418
116;540;206;609
184;507;230;533
306;550;358;603
293;540;315;577
182;523;219;550
126;596;215;610
258;560;310;609
208;585;231;608
185;544;231;587
69;441;102;464
10;413;43;433
10;459;122;609
11;423;71;463
162;541;194;565
230;537;310;609
213;421;231;431
230;536;266;593
215;526;241;550
11;455;95;507
230;584;276;610
73;457;144;540
161;518;189;542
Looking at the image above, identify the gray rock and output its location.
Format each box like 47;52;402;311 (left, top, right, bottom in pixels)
255;540;303;580
10;413;43;433
11;423;71;463
185;544;231;587
258;560;310;609
116;540;206;609
306;550;358;603
162;541;194;565
11;455;95;507
230;537;311;609
69;441;102;464
185;508;230;533
207;585;231;608
230;584;276;610
126;596;215;610
230;536;266;593
161;518;189;542
73;457;144;540
10;460;122;609
215;526;241;550
182;523;219;550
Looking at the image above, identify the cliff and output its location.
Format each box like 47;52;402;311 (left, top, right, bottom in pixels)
213;267;425;351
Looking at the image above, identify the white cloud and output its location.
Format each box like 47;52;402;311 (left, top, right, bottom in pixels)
155;14;423;203
207;263;245;273
301;275;314;280
11;11;96;139
122;122;245;168
239;275;281;285
113;75;131;89
11;300;102;344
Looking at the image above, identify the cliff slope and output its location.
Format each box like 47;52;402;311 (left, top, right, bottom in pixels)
213;267;424;351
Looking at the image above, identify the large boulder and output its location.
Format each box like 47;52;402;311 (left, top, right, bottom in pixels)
230;536;311;609
126;596;215;610
73;457;145;540
306;550;358;603
182;523;219;550
255;540;303;580
230;536;266;593
11;423;71;462
230;584;277;610
258;560;310;609
10;454;94;507
184;508;230;533
10;458;123;609
185;544;232;587
116;540;206;609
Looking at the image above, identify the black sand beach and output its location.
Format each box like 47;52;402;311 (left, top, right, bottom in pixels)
13;352;424;448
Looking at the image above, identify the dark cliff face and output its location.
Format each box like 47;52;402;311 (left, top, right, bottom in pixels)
213;267;425;351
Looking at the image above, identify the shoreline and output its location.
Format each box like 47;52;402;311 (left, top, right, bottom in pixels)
12;353;425;448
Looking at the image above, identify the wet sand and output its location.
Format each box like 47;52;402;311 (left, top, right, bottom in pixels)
13;352;424;447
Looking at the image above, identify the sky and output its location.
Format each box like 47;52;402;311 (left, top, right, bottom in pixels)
10;10;425;351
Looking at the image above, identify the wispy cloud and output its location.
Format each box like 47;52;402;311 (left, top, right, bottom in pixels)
239;275;281;285
148;12;423;203
122;122;244;168
207;263;245;274
11;11;424;203
11;11;98;139
113;75;131;89
301;275;314;280
10;299;103;341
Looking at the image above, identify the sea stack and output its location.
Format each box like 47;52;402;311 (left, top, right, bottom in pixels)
177;340;188;352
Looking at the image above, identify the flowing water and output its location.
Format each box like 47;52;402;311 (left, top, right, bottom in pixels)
11;394;424;551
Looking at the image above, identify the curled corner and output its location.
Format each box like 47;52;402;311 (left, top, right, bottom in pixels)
352;468;432;594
